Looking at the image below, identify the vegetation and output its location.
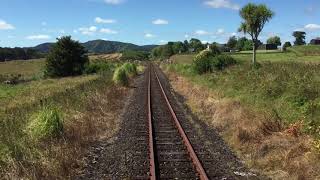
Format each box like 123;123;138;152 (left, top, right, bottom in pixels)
84;61;116;74
238;3;274;66
293;31;306;45
121;50;149;61
267;36;281;46
0;47;43;62
226;36;238;49
283;41;292;51
27;106;63;140
35;40;158;54
236;37;254;51
192;50;236;74
45;36;89;77
112;63;137;86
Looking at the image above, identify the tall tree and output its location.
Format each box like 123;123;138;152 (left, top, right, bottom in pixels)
227;36;238;49
45;36;89;77
293;31;306;45
238;3;274;66
267;36;281;46
189;38;205;53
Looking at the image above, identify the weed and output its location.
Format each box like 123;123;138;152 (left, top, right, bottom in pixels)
113;67;129;86
27;106;63;140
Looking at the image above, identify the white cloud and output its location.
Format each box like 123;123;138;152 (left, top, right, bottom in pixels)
41;22;47;26
304;24;320;31
201;40;209;44
159;40;167;44
104;0;124;5
216;28;225;35
26;35;51;40
145;33;155;38
152;19;169;25
95;17;117;24
100;28;118;34
195;30;210;35
79;26;97;35
204;0;240;10
0;20;15;30
185;34;190;38
231;32;237;36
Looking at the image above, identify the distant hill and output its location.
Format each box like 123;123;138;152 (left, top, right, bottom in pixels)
32;40;158;54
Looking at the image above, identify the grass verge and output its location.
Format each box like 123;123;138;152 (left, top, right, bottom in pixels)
162;60;320;179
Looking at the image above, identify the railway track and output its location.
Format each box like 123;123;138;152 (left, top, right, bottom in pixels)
147;64;208;180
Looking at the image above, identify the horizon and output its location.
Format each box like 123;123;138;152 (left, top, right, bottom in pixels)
1;0;320;47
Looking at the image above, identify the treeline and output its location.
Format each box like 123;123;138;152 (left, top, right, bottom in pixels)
0;47;44;62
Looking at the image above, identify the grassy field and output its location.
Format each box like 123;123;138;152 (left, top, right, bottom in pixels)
0;59;45;79
163;50;320;178
171;46;320;64
0;57;133;178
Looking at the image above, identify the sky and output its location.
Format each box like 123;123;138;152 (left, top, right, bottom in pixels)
0;0;320;47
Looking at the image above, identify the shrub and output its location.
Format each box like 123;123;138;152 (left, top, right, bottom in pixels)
45;36;89;77
27;107;63;140
122;63;137;76
211;55;237;70
192;50;236;74
113;67;129;86
84;61;114;74
192;50;215;74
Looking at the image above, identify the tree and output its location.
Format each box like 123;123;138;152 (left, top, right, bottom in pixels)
172;41;185;54
267;36;281;46
238;3;274;66
293;31;306;45
227;36;238;49
45;36;89;77
189;38;205;53
282;41;292;51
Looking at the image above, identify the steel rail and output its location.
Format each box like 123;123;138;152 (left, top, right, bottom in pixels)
148;64;157;180
152;65;209;180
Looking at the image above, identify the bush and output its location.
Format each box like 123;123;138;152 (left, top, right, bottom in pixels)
45;36;89;77
84;61;114;74
211;55;237;70
113;67;129;86
27;107;63;140
192;50;216;74
122;63;137;76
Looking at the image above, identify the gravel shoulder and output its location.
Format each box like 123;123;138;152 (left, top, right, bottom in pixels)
77;65;267;179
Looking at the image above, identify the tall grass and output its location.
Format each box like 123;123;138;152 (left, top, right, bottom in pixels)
112;63;137;86
27;106;63;140
165;61;320;138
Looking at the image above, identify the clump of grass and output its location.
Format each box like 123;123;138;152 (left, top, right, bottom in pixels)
113;67;129;86
27;106;63;140
122;63;137;76
112;63;138;86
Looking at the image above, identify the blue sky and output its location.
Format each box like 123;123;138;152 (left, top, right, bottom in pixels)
0;0;320;47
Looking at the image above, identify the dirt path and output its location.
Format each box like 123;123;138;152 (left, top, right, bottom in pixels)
77;65;265;179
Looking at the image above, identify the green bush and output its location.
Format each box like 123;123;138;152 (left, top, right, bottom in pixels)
211;55;237;70
27;107;63;140
84;61;114;74
113;67;129;86
122;63;137;76
45;36;89;77
192;50;216;74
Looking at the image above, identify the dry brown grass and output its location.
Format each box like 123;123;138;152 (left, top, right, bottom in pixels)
165;72;320;180
2;83;129;179
89;53;122;62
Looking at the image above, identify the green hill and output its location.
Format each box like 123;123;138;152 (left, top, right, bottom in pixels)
33;40;158;54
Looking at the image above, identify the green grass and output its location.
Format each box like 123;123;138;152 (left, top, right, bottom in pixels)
171;47;320;65
165;56;320;138
0;72;113;175
0;59;45;79
288;45;320;56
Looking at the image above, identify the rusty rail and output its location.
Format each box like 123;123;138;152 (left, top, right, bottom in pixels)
148;65;157;180
148;64;209;180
